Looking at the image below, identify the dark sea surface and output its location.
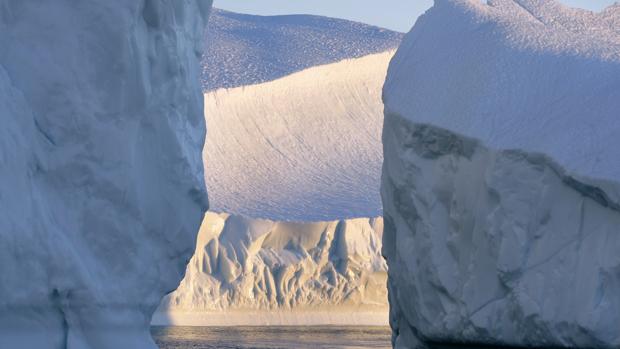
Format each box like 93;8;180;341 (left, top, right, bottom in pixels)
151;326;392;349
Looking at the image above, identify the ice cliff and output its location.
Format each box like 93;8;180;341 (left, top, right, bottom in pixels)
154;213;387;326
0;1;211;348
382;0;620;348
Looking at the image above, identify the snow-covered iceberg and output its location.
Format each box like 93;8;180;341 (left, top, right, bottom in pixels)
154;213;387;326
0;1;211;348
382;0;620;348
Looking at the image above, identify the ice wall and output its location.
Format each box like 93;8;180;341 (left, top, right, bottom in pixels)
0;1;211;348
382;0;620;348
154;212;388;326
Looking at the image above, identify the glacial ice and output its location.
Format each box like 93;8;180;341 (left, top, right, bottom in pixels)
154;213;388;326
382;0;620;348
0;1;211;348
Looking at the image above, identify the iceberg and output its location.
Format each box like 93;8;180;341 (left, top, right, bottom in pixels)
154;213;388;326
0;1;211;348
381;0;620;348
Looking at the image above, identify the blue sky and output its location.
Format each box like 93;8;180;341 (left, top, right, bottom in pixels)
214;0;617;32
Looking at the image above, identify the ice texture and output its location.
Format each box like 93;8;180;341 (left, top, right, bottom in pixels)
204;51;392;221
382;1;620;348
0;1;211;348
202;9;402;91
153;213;387;326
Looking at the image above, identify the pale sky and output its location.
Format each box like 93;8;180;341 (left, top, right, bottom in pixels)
214;0;617;32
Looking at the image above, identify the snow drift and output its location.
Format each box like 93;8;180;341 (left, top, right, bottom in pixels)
204;51;392;221
0;1;210;348
154;213;388;326
202;9;402;91
382;0;620;348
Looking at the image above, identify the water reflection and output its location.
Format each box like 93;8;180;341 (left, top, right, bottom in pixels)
151;326;392;349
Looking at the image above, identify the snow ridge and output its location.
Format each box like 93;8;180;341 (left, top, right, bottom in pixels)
202;9;402;91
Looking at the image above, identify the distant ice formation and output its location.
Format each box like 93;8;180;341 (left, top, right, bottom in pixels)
0;1;210;348
204;51;392;221
154;213;387;326
202;9;402;90
382;1;620;348
153;51;394;325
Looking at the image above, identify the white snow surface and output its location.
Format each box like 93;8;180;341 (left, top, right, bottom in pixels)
201;9;402;91
384;0;620;184
204;51;392;221
0;1;210;348
154;212;388;326
382;1;620;348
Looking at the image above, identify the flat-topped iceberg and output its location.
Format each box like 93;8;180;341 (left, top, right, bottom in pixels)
382;0;620;348
0;1;211;348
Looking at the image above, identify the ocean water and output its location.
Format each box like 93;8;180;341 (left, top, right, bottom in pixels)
151;326;392;349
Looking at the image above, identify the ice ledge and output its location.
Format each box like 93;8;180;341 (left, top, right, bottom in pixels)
152;310;388;327
384;109;620;212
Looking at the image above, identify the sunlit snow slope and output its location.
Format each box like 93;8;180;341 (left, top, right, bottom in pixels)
203;51;392;221
202;9;402;90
